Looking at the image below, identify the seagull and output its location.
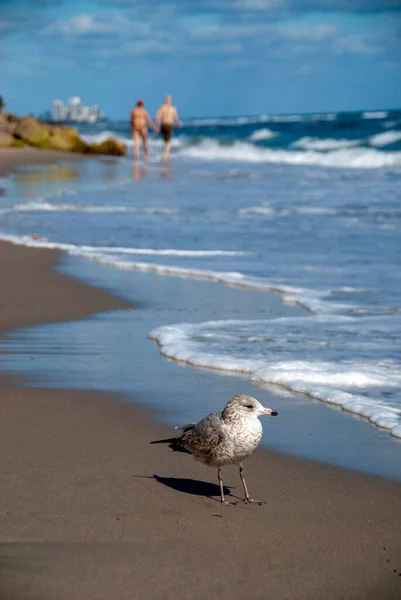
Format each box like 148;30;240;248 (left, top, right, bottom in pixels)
150;394;278;504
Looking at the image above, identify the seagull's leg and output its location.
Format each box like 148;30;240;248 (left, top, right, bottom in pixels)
239;464;260;504
217;469;227;503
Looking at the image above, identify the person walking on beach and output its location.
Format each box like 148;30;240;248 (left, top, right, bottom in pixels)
130;100;156;161
155;95;180;162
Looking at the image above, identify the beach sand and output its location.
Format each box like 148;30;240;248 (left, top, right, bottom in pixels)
0;148;96;177
1;150;401;600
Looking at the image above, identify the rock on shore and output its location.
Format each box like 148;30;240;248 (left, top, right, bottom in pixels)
0;112;126;156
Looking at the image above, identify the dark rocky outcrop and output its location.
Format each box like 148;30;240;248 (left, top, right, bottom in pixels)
0;132;24;148
0;112;20;135
0;112;126;156
86;139;127;156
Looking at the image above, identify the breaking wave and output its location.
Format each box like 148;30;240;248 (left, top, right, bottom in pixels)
150;315;401;439
248;128;277;141
77;109;401;169
369;130;401;147
292;137;360;151
363;111;389;119
178;140;401;169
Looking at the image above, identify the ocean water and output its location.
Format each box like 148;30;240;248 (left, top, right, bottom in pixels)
1;108;401;444
77;107;401;168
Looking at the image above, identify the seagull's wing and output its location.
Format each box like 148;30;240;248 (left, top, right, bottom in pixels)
174;422;196;433
181;413;224;458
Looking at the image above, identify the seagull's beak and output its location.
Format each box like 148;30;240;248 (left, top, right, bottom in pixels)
263;408;279;416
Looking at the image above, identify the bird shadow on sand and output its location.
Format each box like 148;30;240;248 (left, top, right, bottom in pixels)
136;475;234;503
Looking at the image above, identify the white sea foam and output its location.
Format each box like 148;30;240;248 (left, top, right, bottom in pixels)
362;111;389;119
309;113;338;121
81;130;132;146
74;257;340;313
83;248;250;257
267;113;337;123
81;131;183;151
238;206;336;217
248;128;277;141
183;113;338;127
0;201;179;215
290;207;337;215
150;315;401;438
179;139;401;168
292;137;360;151
183;115;271;127
268;115;303;123
369;130;401;147
238;206;275;216
0;232;335;312
0;233;248;258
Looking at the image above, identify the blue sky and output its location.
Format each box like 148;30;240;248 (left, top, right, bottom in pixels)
1;0;400;119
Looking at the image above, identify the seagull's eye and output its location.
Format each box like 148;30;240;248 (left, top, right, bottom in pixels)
246;404;254;409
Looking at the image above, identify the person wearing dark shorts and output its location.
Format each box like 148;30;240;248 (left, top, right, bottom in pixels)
155;95;180;162
161;124;173;143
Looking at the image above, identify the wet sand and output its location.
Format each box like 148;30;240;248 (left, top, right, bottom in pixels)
0;148;94;177
0;241;133;333
1;249;401;600
0;152;401;598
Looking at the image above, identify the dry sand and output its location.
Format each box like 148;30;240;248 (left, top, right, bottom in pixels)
0;148;400;599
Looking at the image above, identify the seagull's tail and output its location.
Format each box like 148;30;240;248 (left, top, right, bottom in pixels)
150;437;192;455
150;437;177;445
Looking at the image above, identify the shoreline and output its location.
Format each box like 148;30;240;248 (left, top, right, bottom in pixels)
0;147;100;177
5;245;401;482
1;156;401;598
0;241;134;334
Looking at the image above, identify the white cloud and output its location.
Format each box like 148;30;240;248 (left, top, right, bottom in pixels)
183;40;244;55
233;0;281;8
123;39;173;54
278;23;338;41
42;14;103;35
93;39;173;58
191;24;266;40
334;34;381;55
42;13;146;36
220;42;243;54
220;57;256;69
277;23;381;56
295;64;311;75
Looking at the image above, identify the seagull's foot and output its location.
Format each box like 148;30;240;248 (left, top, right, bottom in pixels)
244;497;265;505
220;499;230;505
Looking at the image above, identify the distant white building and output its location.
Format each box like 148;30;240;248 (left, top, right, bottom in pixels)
51;97;105;123
80;106;90;121
52;100;66;121
69;96;82;121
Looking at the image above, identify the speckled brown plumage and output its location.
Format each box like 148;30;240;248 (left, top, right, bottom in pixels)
151;394;278;503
